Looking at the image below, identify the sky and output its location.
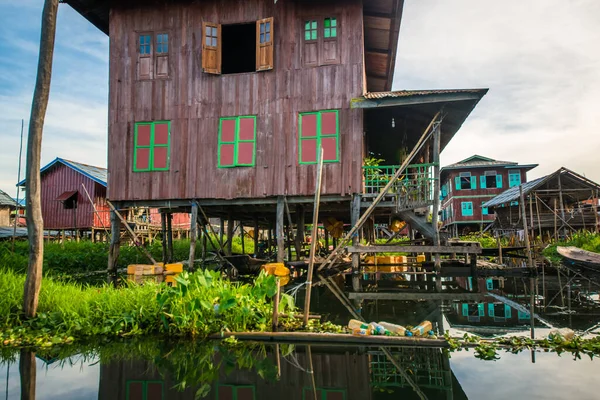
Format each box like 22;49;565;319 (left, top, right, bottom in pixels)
0;0;599;197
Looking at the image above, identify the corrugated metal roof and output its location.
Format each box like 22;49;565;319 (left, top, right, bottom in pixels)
17;158;107;187
363;89;486;99
482;176;547;208
0;189;17;207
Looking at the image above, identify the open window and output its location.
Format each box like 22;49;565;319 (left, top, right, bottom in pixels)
455;172;476;190
56;191;78;210
202;18;273;75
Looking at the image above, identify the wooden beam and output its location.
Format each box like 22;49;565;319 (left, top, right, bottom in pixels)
349;292;487;301
347;245;481;254
351;92;483;109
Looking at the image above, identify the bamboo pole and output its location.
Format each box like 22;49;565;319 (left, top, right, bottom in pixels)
80;183;110;238
11;119;24;253
161;212;167;263
276;196;285;262
189;203;198;271
253;216;259;257
558;171;567;237
303;148;324;326
306;345;318;400
272;278;281;331
593;190;599;234
318;112;442;272
535;195;542;240
23;0;59;318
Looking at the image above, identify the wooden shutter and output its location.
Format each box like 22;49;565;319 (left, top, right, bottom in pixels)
236;117;256;166
320;110;339;162
478;303;485;317
152;122;170;170
218;118;236;167
134;124;152;172
496;174;503;188
322;17;340;65
202;22;221;74
480;175;486;189
256;18;274;71
138;33;153;80
470;176;477;189
299;113;318;164
504;305;512;319
454;176;461;190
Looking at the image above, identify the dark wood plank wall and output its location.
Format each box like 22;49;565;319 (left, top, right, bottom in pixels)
108;0;365;202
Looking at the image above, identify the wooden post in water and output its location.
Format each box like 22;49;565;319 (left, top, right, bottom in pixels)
226;214;234;256
520;185;535;338
529;194;535;243
167;213;174;263
272;278;281;331
240;221;245;255
276;196;285;262
351;194;361;291
19;349;36;400
557;172;567;238
107;208;121;285
431;121;442;270
189;203;198;271
553;198;558;241
593;190;599;234
535;196;542;240
219;218;225;248
161;212;167;264
253;216;259;257
496;232;503;265
303;148;324;326
295;205;305;260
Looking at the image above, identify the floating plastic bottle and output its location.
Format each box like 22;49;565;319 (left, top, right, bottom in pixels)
378;321;407;336
352;327;372;336
549;328;575;341
368;322;388;336
410;320;433;336
348;319;369;330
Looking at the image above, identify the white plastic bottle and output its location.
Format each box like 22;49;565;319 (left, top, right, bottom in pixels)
378;321;407;336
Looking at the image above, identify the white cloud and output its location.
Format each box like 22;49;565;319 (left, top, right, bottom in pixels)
395;0;600;182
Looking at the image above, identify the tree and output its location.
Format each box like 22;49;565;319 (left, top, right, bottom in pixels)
23;0;59;318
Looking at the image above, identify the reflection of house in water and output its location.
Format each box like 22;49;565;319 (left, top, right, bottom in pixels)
99;346;468;400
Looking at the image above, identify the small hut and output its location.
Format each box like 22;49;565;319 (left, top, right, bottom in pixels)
0;189;17;227
483;167;600;238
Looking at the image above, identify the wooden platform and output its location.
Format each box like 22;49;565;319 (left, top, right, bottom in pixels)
347;245;482;254
209;331;448;347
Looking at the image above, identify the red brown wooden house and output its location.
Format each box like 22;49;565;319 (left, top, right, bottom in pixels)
439;155;537;236
65;0;488;279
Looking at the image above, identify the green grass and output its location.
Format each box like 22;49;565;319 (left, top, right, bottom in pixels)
0;235;256;278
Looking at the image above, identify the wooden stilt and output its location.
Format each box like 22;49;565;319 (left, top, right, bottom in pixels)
276;196;285;262
557;172;567;237
226;214;234;256
253;216;259;257
295;205;305;260
593;190;599;234
219;218;225;248
189;203;198;271
167;213;174;263
161;212;167;264
107;208;121;285
324;228;329;252
267;228;273;258
351;194;361;292
553;198;558;241
272;278;281;331
240;221;245;255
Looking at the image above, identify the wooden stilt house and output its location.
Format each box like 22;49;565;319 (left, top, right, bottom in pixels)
64;0;487;275
0;189;17;227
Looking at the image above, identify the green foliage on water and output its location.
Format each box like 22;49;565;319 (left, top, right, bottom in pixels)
0;236;255;278
542;231;600;263
460;233;509;248
0;267;291;346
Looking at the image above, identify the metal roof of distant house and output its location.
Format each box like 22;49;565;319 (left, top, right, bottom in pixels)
483;167;600;208
441;155;538;172
0;189;17;207
17;158;107;187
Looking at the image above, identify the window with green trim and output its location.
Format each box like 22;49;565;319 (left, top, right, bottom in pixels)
217;384;255;400
299;110;339;164
127;380;164;400
218;116;257;168
133;121;171;172
303;387;346;400
324;17;337;38
461;201;473;216
508;169;521;187
304;20;318;40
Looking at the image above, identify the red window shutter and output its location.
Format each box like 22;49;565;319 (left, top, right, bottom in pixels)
128;383;143;400
321;136;337;161
236;142;255;165
135;148;150;170
236;387;254;400
153;147;169;169
301;139;317;163
321;111;337;135
218;386;234;400
220;119;236;142
238;117;255;140
154;123;169;145
301;114;317;137
146;383;163;400
219;144;235;167
137;125;151;146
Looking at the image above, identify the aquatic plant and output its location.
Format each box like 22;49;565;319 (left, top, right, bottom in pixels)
543;231;600;263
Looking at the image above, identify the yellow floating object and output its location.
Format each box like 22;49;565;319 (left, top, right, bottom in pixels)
323;217;344;239
261;262;290;276
165;263;184;273
416;254;426;263
390;218;406;233
165;275;177;286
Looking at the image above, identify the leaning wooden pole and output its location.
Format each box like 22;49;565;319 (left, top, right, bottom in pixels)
188;203;198;271
303;148;324;326
23;0;59;318
11;119;25;253
520;185;535;338
317;112;441;272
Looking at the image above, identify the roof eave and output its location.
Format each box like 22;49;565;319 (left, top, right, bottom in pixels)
351;90;487;109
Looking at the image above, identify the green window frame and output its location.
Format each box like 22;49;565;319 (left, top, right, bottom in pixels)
304;20;318;40
324;17;337;38
481;202;489;215
218;116;257;168
126;380;164;400
303;387;346;400
299;110;340;164
461;201;473;216
133;121;171;172
217;385;256;400
508;170;521;187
